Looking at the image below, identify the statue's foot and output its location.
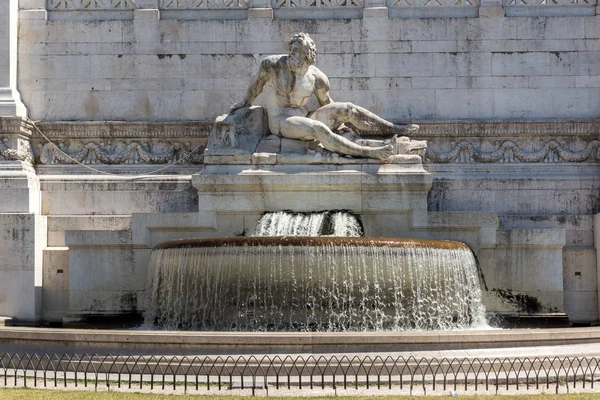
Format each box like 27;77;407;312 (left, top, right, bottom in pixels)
372;144;395;161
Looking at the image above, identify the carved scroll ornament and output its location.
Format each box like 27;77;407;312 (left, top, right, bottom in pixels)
425;140;600;163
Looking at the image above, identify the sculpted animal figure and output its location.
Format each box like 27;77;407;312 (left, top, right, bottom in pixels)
231;33;420;161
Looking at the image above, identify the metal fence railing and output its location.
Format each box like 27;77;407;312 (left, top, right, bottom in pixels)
1;354;599;395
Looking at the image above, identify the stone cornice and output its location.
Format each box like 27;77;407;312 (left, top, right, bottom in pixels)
34;121;212;139
30;120;600;139
0;117;34;136
1;119;598;165
409;121;600;138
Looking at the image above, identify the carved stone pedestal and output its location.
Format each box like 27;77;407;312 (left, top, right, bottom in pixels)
193;163;433;237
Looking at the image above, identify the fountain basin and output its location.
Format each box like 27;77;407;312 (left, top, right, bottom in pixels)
146;237;486;332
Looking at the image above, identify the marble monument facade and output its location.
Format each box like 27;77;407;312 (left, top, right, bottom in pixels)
0;1;598;326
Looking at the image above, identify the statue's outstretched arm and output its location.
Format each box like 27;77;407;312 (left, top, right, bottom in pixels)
230;58;274;113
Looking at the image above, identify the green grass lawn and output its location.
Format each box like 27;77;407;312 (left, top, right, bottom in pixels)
2;390;600;400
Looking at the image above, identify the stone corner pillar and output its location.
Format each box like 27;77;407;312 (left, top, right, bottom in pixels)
595;213;600;324
0;0;28;118
0;116;45;322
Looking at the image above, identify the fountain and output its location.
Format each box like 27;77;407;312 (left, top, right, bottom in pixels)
143;28;491;332
145;212;486;332
0;31;570;332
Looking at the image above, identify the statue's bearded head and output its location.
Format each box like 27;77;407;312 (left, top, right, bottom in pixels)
288;33;316;70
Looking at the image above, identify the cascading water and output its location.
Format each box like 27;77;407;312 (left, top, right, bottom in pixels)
145;235;487;331
253;211;363;237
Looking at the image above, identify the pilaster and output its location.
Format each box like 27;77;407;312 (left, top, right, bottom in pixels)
0;116;45;322
595;213;600;324
0;0;27;118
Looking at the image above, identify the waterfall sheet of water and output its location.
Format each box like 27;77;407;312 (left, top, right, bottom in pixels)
145;242;486;332
254;211;363;237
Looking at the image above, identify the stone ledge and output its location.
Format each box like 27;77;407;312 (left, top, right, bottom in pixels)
159;9;248;20
65;230;133;248
46;10;134;20
504;4;597;17
4;120;600;168
0;117;33;136
30;120;600;138
388;5;479;18
496;229;566;248
39;174;194;190
194;164;432;192
413;120;600;138
34;121;211;139
1;326;600;353
273;7;364;19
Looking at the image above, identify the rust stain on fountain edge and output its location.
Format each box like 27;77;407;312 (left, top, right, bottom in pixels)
154;237;469;250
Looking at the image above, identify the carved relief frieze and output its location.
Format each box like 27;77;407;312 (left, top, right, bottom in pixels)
4;121;598;166
0;139;34;164
47;0;138;9
273;0;363;7
504;0;596;5
159;0;250;8
425;140;600;164
36;140;205;165
389;0;478;6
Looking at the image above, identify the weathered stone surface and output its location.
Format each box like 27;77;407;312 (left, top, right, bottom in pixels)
42;247;69;322
0;214;46;321
3;3;600;326
204;106;269;164
15;12;600;120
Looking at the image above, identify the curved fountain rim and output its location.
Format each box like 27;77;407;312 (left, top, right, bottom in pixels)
0;326;596;355
153;236;471;250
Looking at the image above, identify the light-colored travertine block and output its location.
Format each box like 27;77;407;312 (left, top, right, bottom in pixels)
0;213;46;321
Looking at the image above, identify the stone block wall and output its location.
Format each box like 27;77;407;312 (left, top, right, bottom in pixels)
16;4;600;122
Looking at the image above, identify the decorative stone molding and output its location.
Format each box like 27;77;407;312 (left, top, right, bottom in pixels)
159;0;250;8
47;0;138;9
0;117;34;136
412;121;600;138
7;120;599;166
387;0;479;17
273;0;363;6
503;0;596;16
34;121;212;139
425;140;600;164
30;121;208;165
0;117;35;164
406;121;600;164
0;138;34;163
504;0;595;5
37;140;204;165
389;0;478;6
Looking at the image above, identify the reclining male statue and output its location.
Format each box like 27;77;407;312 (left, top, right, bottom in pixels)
230;33;422;162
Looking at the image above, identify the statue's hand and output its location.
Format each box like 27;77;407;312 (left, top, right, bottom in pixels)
230;101;247;113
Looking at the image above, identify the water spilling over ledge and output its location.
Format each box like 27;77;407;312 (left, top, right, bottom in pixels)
254;211;363;237
146;237;486;332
